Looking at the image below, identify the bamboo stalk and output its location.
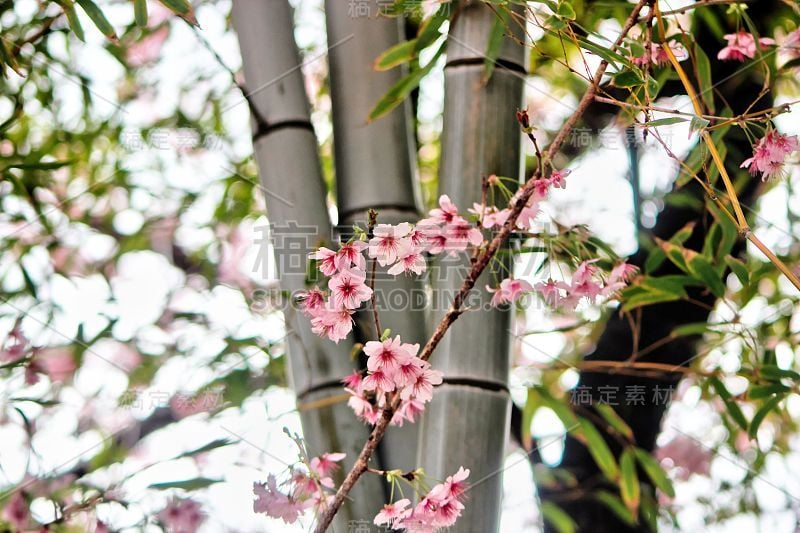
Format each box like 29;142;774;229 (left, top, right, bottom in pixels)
417;2;526;531
231;1;386;526
324;1;426;475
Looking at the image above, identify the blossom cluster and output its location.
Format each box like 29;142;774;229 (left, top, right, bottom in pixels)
374;467;470;530
631;41;688;67
343;335;443;427
253;452;346;524
717;31;775;62
533;260;639;311
740;130;799;181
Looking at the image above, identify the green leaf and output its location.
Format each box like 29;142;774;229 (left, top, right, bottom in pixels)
174;439;234;460
671;322;710;337
541;502;577;533
158;0;198;26
644;117;688;127
483;9;509;81
149;477;221;491
693;41;715;112
368;44;444;122
689;115;710;134
759;365;800;382
687;254;726;298
613;69;644;88
633;448;675;498
557;1;576;19
76;0;117;40
64;4;85;41
595;404;633;440
134;0;148;27
595;491;636;525
619;448;640;514
416;5;449;50
4;160;73;171
574;418;619;481
709;376;748;431
748;383;790;400
375;39;418;71
521;388;538;450
749;396;782;439
724;256;749;286
575;35;628;67
621;275;691;312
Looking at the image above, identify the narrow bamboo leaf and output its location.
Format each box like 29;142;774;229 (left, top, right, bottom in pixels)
633;448;675;498
748;383;790;400
557;1;576;20
693;41;715;112
64;4;86;42
575;35;628;67
655;238;691;273
149;477;221;490
174;438;234;459
541;502;576;533
483;9;509;81
687;254;726;298
595;491;636;525
134;0;148;27
76;0;118;40
4;160;72;171
158;0;198;26
595;404;633;440
415;5;449;50
671;322;710;337
368;44;444;122
709;376;748;430
644;117;688;127
759;365;800;382
749;396;782;439
619;448;640;514
538;389;578;427
575;418;619;481
375;39;418;71
613;69;644;88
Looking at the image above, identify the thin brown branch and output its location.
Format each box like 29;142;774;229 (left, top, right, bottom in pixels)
313;2;650;530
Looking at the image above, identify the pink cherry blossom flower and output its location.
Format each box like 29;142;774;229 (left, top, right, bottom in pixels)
157;497;205;532
1;325;28;363
432;466;470;501
365;336;412;374
488;278;533;307
374;498;412;528
311;247;339;276
369;223;412;266
347;392;380;425
310;452;346;479
335;240;367;271
298;287;326;316
718;32;775;62
310;304;354;343
2;491;28;530
514;194;540;230
603;262;639;295
400;361;443;403
253;476;306;523
328;268;372;310
654;434;712;481
632;41;688;67
740;130;799;180
429;194;459;224
783;28;800;59
468;203;509;229
387;241;427;276
549;168;571;189
392;397;426;426
362;368;396;393
341;370;364;393
442;216;483;253
534;279;565;308
394;355;425;388
532;178;551;199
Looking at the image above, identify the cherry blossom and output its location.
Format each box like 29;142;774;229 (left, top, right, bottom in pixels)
328;268;373;309
157;497;205;532
1;326;28;363
253;475;306;524
374;498;412;528
2;491;28;530
718;31;775;62
488;278;533;307
740;130;799;180
298;287;326;316
309;304;354;343
369;223;412;266
393;468;470;530
365;336;413;374
387;241;427;276
309;452;346;479
336;240;367;271
632;41;688;67
429;194;459;224
311;247;340;276
400;361;443;403
654;434;712;481
534;278;566;308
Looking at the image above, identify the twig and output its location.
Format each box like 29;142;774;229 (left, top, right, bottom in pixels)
313;2;651;530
